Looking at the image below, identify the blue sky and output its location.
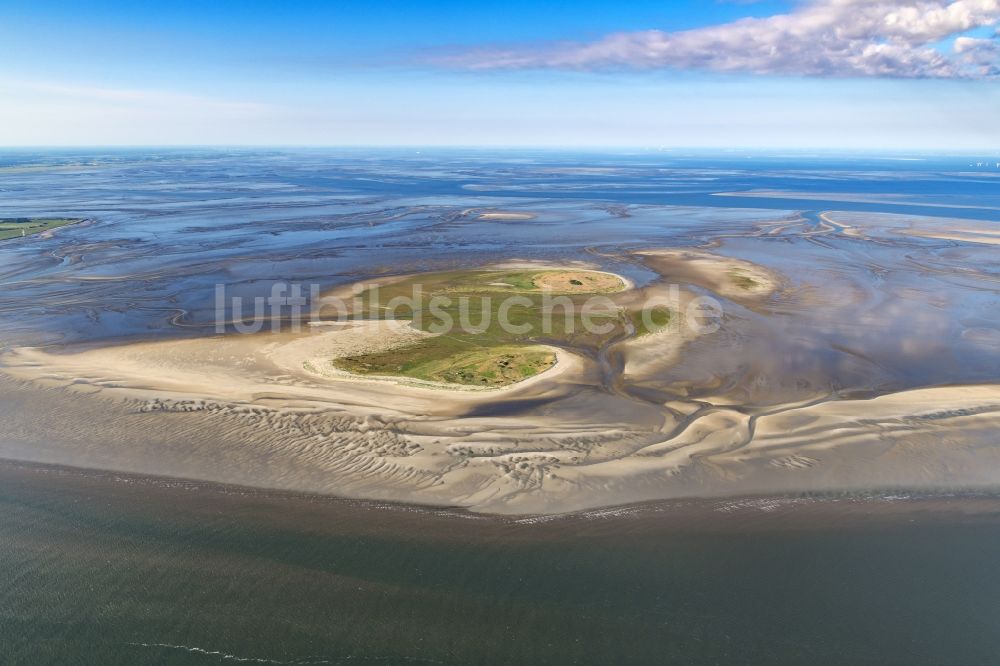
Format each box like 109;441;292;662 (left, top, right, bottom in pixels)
1;0;998;148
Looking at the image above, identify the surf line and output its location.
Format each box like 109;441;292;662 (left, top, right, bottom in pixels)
127;642;336;664
127;642;445;664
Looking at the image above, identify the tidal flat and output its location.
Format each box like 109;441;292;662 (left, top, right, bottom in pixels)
2;150;999;514
1;149;1000;660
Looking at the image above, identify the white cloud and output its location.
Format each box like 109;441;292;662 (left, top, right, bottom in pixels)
434;0;1000;79
955;35;1000;75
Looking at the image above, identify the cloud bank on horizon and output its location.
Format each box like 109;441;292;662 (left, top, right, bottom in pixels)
435;0;1000;79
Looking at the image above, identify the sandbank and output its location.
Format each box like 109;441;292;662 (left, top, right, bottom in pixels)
4;250;1000;514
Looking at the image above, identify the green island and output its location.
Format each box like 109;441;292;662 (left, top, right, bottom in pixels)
0;217;82;241
331;268;670;387
727;270;760;290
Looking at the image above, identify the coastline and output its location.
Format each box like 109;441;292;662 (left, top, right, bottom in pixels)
0;216;87;242
6;456;1000;527
3;249;1000;515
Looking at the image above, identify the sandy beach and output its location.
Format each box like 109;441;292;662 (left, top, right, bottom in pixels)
3;246;1000;514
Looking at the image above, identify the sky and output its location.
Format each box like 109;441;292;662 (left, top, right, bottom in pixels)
1;0;999;149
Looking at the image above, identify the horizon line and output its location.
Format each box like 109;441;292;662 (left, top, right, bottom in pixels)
2;145;1000;155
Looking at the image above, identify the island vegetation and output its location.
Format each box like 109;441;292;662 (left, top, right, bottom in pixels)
332;268;655;387
0;217;82;241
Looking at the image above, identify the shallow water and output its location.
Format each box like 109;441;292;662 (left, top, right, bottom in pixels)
1;148;998;347
2;150;998;391
4;461;1000;665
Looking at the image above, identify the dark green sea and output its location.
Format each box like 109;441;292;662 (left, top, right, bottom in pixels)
4;461;1000;665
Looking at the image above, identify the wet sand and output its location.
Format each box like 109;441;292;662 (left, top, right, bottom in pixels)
633;248;781;303
3;246;1000;514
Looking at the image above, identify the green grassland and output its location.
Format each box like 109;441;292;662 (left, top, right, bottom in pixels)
335;343;557;387
0;217;81;241
332;269;656;387
628;306;673;337
368;269;625;297
727;270;760;290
